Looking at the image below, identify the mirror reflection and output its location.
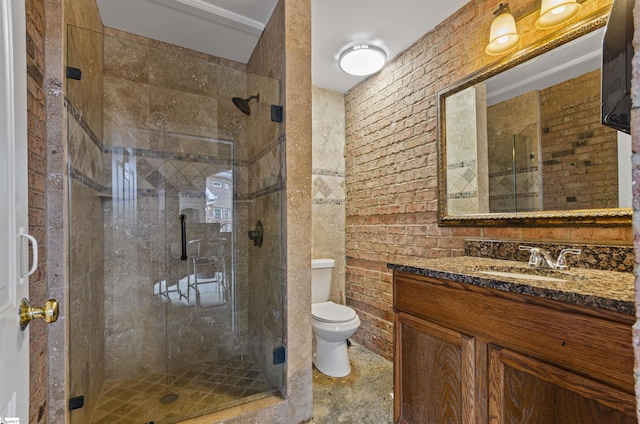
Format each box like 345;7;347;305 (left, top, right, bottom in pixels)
443;27;632;218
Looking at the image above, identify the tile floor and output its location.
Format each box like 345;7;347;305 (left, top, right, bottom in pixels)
308;341;394;423
89;355;277;424
88;342;392;424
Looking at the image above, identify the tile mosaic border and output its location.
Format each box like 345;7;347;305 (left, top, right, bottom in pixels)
70;167;107;193
312;167;345;205
238;133;285;167
447;159;476;170
447;191;477;199
67;95;285;202
313;199;344;205
106;145;232;167
488;166;539;178
239;133;285;201
65;95;103;150
312;168;345;178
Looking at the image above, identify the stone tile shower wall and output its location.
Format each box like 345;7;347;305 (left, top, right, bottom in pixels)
247;0;314;421
66;25;105;423
241;72;285;390
344;0;626;360
100;30;250;380
487;91;541;212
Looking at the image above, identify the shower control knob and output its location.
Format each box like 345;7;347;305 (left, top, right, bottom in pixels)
248;220;264;247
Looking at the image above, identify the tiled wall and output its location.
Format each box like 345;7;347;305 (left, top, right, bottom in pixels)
65;24;295;424
248;0;313;421
44;1;107;422
99;30;250;382
344;0;626;360
487;91;541;212
312;86;346;303
242;71;285;390
445;85;487;215
65;25;106;422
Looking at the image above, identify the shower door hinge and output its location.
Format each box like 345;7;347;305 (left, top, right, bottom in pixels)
273;346;286;365
66;66;82;80
68;395;84;410
271;105;283;122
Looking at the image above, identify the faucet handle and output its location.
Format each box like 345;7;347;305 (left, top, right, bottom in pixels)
556;248;581;270
519;245;542;267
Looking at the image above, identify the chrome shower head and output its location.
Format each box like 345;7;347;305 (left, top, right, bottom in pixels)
232;94;260;116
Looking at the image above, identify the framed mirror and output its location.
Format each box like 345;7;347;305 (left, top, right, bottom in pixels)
437;8;631;226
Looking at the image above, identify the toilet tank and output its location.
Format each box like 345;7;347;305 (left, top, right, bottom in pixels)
311;258;335;304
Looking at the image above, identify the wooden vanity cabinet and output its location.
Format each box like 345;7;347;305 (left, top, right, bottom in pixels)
393;271;636;424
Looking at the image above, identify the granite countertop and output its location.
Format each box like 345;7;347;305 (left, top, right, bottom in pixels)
388;257;635;315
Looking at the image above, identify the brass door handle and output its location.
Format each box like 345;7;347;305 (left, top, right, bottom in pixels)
19;298;58;331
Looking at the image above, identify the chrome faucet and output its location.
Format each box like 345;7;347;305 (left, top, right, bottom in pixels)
519;246;581;270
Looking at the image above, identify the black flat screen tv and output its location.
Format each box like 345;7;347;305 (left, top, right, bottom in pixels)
601;0;633;134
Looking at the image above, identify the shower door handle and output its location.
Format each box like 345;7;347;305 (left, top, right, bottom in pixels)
180;214;187;260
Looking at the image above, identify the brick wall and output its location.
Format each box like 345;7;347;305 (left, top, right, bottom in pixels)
344;0;626;360
26;0;49;422
541;69;619;210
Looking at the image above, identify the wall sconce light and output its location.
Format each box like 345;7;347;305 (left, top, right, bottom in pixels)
486;3;521;56
338;43;387;76
536;0;582;28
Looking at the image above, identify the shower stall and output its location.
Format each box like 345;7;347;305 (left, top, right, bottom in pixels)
66;25;285;423
487;130;542;213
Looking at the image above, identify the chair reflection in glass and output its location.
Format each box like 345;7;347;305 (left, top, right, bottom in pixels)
186;238;227;308
164;241;188;303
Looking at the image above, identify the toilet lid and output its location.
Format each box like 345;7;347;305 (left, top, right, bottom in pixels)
312;301;357;323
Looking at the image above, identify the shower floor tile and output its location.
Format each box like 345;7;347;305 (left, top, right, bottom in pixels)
89;355;278;424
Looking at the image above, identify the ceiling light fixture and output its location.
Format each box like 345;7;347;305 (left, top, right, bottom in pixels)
536;0;582;29
338;43;387;76
486;3;521;56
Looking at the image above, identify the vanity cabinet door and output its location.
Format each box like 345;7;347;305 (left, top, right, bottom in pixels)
394;312;477;424
487;345;636;424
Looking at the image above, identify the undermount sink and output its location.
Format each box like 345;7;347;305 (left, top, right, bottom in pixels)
477;270;567;282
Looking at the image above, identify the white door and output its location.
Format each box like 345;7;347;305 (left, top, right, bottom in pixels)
0;0;30;421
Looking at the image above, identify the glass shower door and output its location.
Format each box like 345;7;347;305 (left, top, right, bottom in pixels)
67;26;285;424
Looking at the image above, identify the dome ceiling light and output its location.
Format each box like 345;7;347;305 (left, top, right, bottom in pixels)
338;43;387;76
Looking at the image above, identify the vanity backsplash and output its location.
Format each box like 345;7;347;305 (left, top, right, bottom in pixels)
464;239;634;273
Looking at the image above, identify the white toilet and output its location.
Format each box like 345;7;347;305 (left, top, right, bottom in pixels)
311;258;361;377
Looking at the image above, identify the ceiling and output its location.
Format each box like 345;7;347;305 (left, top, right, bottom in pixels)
97;0;470;93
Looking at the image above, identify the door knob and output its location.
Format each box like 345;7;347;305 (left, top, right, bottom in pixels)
19;298;58;331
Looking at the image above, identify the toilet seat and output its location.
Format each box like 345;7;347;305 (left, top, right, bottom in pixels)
312;301;356;323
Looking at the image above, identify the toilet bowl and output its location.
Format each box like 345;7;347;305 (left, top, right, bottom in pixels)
311;259;361;377
312;301;361;377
